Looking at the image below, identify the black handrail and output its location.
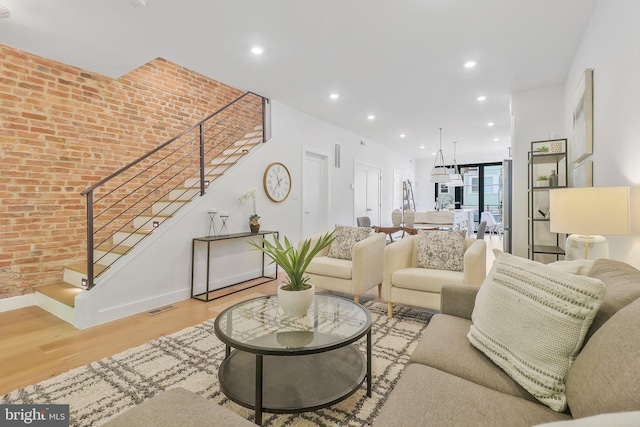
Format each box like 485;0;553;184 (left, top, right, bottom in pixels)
81;92;269;289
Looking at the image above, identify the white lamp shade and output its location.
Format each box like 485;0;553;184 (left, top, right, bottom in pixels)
449;173;464;187
549;187;630;236
430;167;451;183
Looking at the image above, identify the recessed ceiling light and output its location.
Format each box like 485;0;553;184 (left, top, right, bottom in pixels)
494;138;500;142
477;96;487;101
420;145;425;149
367;115;375;120
487;122;495;127
400;134;406;138
329;93;339;100
464;61;476;68
432;152;436;156
251;47;264;55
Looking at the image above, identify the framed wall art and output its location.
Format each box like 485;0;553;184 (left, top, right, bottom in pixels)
572;68;593;163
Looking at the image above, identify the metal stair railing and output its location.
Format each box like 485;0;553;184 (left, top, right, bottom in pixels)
80;92;270;289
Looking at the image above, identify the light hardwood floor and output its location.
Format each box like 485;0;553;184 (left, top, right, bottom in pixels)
0;278;279;395
0;235;502;396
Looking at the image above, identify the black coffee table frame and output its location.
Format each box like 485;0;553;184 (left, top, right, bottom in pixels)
214;294;372;426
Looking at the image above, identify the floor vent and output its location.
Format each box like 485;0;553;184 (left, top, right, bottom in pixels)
146;305;177;316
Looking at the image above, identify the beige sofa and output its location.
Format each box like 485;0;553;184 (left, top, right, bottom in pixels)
383;235;486;317
375;259;640;426
101;387;254;426
304;232;386;302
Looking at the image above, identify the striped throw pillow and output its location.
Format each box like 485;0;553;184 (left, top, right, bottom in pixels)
467;253;605;412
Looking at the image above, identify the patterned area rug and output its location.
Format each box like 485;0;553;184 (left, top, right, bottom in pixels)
2;301;432;426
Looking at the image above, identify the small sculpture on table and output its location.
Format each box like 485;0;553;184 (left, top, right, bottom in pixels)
206;210;218;236
219;211;230;235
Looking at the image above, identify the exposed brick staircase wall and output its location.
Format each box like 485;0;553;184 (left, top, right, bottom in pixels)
0;44;246;300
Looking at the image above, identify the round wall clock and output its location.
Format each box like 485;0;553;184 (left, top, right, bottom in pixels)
263;162;292;203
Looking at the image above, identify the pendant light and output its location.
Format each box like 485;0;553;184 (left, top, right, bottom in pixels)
449;141;464;187
430;128;451;183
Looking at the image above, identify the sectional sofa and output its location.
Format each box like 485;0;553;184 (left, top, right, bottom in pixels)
374;258;640;426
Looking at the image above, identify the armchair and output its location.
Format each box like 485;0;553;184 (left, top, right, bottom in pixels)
383;235;486;317
302;231;386;302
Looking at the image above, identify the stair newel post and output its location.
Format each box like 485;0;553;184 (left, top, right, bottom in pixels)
199;122;206;196
85;190;95;290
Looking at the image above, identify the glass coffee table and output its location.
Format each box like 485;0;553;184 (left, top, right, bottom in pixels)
214;293;372;425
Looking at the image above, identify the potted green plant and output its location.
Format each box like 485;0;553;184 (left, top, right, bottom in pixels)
536;175;549;187
249;231;334;316
537;145;550;153
239;188;260;233
249;214;261;234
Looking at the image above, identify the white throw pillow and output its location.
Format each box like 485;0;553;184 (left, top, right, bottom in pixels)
468;253;605;412
327;225;371;260
416;230;466;272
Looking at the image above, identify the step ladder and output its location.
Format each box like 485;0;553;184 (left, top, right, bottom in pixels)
403;181;415;212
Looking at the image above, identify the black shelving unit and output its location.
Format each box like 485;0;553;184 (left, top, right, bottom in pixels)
528;139;567;261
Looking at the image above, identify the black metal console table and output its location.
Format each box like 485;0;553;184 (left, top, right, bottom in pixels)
190;230;279;302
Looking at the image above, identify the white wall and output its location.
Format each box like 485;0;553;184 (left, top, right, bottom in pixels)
562;0;640;267
510;86;565;258
74;100;414;328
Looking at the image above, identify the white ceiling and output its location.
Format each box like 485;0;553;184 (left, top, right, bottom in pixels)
0;0;597;163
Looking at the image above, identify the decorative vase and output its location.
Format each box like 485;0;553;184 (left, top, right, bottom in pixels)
391;209;402;226
276;331;314;348
404;209;415;228
277;283;315;317
250;223;260;234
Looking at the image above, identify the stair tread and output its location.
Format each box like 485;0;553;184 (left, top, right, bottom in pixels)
36;282;83;308
66;262;109;276
96;243;133;256
157;198;191;203
135;213;173;219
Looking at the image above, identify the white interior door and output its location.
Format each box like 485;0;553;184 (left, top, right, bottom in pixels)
354;163;381;225
303;151;329;237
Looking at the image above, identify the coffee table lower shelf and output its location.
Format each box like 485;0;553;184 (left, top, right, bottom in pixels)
219;345;366;420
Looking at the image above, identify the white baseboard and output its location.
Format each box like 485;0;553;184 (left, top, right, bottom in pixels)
0;294;36;313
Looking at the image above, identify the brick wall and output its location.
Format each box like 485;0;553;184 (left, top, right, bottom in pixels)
0;44;246;299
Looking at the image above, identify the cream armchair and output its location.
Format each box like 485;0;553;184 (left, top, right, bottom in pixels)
383;235;486;317
302;232;386;302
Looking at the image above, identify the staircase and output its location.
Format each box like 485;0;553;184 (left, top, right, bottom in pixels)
35;92;269;324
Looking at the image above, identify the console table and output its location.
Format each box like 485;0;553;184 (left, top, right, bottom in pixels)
190;230;279;302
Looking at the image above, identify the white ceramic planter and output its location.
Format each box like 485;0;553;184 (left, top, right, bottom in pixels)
277;283;315;317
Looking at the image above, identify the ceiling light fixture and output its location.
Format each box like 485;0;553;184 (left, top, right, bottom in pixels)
487;122;495;127
0;3;10;18
329;93;339;100
367;115;375;120
251;47;264;55
477;96;487;101
449;141;464;187
464;61;476;68
400;134;406;138
430;128;451;183
127;0;146;7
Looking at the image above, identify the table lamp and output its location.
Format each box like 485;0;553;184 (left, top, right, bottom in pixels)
549;187;630;259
